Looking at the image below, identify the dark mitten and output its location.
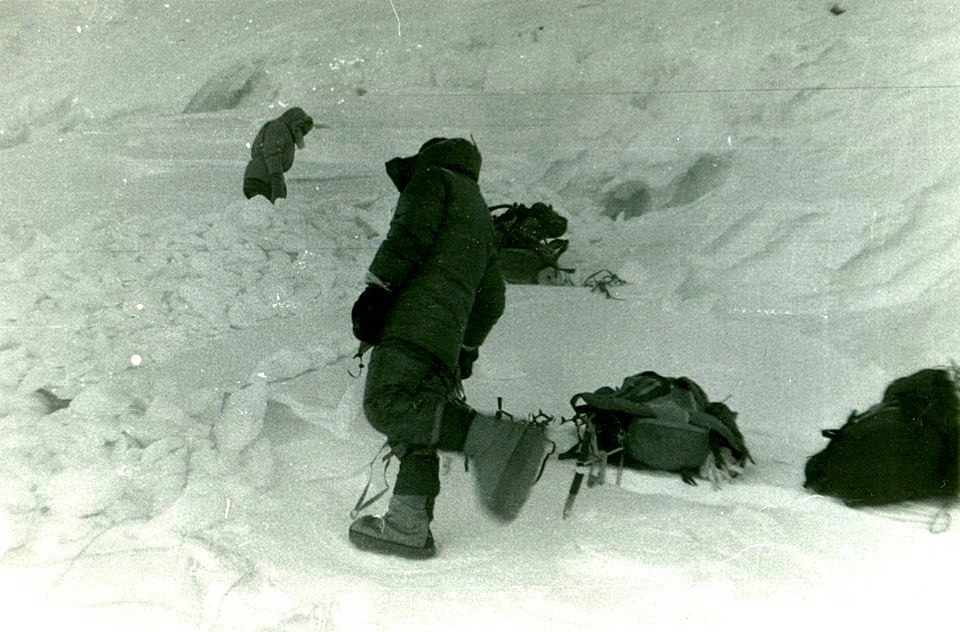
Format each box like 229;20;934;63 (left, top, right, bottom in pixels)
458;346;480;379
351;284;394;344
270;174;287;202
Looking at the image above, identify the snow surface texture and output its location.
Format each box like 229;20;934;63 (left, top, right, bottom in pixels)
2;1;960;630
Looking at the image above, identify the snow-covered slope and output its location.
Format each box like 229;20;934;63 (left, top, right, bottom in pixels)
2;1;960;630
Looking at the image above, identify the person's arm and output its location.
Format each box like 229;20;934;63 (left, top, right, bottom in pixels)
352;169;447;344
459;258;506;377
368;168;447;289
260;120;289;176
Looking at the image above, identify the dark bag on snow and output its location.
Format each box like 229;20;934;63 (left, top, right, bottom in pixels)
804;367;960;507
490;202;573;285
561;371;752;485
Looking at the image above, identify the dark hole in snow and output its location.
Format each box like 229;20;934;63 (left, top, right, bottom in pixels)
183;63;271;114
32;388;71;415
601;181;652;220
665;154;730;209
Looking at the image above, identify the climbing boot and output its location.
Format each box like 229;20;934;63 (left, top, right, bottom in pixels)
464;412;548;524
348;494;436;559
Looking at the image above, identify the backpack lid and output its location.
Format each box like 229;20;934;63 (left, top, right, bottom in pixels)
573;391;661;419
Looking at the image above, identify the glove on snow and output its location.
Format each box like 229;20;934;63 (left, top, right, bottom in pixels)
351;284;394;344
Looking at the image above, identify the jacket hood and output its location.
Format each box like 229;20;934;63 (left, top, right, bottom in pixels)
279;107;314;147
385;137;482;192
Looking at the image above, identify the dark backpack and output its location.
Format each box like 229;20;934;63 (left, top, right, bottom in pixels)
492;202;568;246
804;367;960;507
490;202;573;284
562;371;752;484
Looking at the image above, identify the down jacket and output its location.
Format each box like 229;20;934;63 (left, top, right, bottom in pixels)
243;107;313;182
369;138;506;374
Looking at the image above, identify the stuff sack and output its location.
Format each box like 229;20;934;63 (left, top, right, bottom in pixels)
562;371;751;485
490;202;573;285
804;367;960;506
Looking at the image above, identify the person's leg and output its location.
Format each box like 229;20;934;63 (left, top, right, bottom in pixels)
393;448;441;509
350;341;452;558
350;339;548;558
243;177;273;202
347;447;441;557
362;340;473;451
365;340;548;523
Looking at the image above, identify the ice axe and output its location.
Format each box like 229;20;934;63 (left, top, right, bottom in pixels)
562;412;598;519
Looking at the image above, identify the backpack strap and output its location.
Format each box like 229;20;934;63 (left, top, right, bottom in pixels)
687;410;749;457
674;376;711;410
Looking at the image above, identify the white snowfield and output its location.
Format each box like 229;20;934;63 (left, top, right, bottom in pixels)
1;1;959;630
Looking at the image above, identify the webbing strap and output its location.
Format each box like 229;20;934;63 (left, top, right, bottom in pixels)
686;410;747;455
615;449;625;486
587;450;607;487
533;440;557;485
349;441;393;519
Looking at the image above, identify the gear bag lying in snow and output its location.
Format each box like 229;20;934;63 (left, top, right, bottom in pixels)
490;202;573;285
561;371;752;487
804;367;960;507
